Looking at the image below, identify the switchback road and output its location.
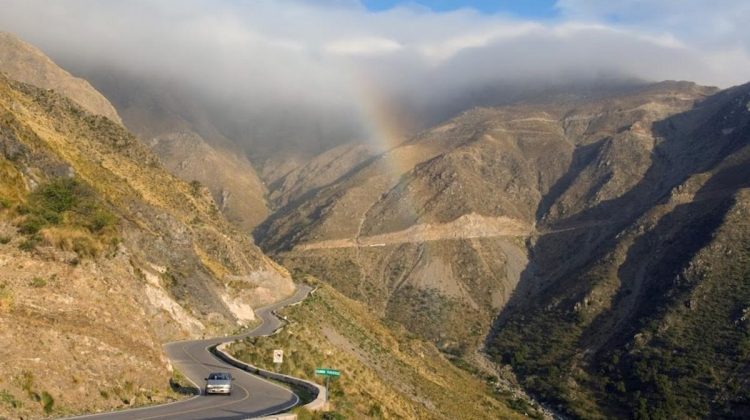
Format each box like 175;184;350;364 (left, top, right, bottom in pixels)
69;285;312;420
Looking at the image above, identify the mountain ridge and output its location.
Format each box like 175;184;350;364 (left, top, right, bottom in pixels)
0;32;122;124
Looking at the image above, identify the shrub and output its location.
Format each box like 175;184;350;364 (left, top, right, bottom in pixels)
42;228;103;258
31;178;78;213
0;390;21;409
190;180;202;197
72;235;101;258
0;196;11;209
18;234;41;252
18;214;47;234
29;277;47;288
18;371;34;395
0;235;11;244
40;391;54;414
21;178;117;233
14;178;119;258
86;209;116;233
367;403;384;417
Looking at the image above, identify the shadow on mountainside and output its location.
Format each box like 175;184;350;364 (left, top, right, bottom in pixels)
484;83;750;416
491;82;750;330
253;154;381;252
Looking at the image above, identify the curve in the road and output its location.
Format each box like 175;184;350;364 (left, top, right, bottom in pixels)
68;285;313;420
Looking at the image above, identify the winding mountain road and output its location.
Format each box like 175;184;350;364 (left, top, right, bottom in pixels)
69;285;313;420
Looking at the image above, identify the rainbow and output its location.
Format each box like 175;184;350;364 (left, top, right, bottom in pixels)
349;69;415;175
346;68;427;232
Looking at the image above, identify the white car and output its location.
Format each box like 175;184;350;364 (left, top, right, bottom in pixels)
204;372;233;395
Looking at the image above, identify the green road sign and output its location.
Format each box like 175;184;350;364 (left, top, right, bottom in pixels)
315;368;341;377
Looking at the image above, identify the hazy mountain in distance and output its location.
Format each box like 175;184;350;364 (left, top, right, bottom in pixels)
265;142;377;209
66;64;271;231
53;43;649;195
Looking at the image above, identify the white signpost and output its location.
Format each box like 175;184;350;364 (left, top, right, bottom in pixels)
273;349;283;370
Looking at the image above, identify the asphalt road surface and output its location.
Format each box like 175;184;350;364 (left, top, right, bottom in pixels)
69;285;313;420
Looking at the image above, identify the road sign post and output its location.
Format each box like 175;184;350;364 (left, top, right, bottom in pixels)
273;349;283;371
314;368;340;376
314;368;341;403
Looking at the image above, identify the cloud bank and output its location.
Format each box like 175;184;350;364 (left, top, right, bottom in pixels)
0;0;747;157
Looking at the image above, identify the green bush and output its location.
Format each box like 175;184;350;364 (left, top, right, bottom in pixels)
87;209;116;233
32;178;77;213
29;277;47;288
0;196;11;209
18;234;41;252
18;214;47;234
40;391;54;414
71;235;100;258
0;390;22;409
15;177;118;244
0;235;11;244
189;180;202;197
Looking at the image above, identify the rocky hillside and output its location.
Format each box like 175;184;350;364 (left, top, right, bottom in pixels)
489;83;750;418
146;130;269;232
259;80;750;418
0;74;293;418
264;142;376;209
74;67;270;231
258;82;716;357
0;32;121;124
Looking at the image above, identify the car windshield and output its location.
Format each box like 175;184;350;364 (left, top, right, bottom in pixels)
208;373;229;380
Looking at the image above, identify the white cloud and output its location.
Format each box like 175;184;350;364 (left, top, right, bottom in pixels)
417;22;542;62
557;0;750;50
0;0;746;155
325;37;403;56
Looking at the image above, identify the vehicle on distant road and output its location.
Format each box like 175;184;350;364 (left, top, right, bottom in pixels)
204;372;233;395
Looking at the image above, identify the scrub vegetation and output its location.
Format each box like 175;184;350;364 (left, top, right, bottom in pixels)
230;279;538;419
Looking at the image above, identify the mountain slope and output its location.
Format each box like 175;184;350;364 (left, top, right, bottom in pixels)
229;281;540;419
489;82;750;418
76;67;270;231
0;32;122;124
259;82;716;358
147;130;269;232
265;142;376;210
0;74;293;418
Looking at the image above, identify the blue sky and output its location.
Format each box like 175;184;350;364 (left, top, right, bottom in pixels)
362;0;559;18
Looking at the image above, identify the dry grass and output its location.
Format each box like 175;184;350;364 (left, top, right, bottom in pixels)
230;280;530;419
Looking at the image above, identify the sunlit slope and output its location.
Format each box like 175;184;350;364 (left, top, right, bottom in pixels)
82;68;270;231
0;75;292;418
230;281;538;419
259;82;716;357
